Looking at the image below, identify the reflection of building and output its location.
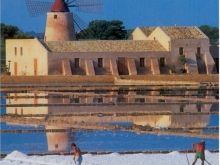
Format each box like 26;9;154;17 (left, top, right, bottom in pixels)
46;126;75;152
5;90;218;152
6;93;48;117
46;115;210;128
6;90;217;125
6;26;217;76
5;93;75;152
6;90;218;115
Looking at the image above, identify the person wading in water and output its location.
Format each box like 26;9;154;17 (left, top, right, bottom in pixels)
71;143;82;165
191;140;205;165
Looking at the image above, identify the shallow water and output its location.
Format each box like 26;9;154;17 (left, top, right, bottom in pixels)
1;125;219;154
0;89;219;154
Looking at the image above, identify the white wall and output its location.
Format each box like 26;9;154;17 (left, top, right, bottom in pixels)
6;38;48;75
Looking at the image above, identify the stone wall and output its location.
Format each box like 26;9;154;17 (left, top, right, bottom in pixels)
1;75;218;85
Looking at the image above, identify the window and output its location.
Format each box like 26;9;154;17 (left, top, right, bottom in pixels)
180;105;185;112
158;99;165;102
160;58;165;67
179;47;183;55
140;58;145;67
98;58;103;67
197;104;202;112
140;98;145;103
20;47;23;55
75;98;79;103
197;47;201;55
98;98;103;103
75;58;79;68
15;47;17;55
55;144;58;148
54;15;57;19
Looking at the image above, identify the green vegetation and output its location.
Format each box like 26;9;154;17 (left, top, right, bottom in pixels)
76;20;127;40
1;39;5;66
198;25;219;45
178;55;187;66
178;55;188;73
1;23;34;40
168;56;188;74
1;23;19;40
1;64;10;72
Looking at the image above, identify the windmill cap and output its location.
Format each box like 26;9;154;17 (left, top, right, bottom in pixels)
51;0;70;12
201;140;205;143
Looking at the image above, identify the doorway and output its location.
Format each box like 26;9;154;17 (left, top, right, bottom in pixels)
118;57;127;75
14;62;17;76
34;59;38;75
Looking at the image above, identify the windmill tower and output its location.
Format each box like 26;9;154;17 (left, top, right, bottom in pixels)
45;0;75;41
25;0;103;41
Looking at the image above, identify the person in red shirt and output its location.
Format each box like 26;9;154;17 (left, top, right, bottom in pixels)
71;143;82;165
191;140;205;165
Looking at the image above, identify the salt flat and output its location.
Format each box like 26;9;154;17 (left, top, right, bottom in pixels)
0;150;218;165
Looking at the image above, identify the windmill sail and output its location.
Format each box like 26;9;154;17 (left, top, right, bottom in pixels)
73;13;88;32
26;0;102;16
75;0;102;13
25;0;103;40
25;0;53;17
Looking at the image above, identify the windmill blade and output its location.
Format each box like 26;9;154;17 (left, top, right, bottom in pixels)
25;0;53;17
73;13;88;32
74;0;103;14
66;0;75;6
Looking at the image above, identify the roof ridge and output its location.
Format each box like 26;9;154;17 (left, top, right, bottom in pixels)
160;26;206;39
45;40;167;52
45;40;159;43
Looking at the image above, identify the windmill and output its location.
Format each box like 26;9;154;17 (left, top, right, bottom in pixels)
25;0;103;41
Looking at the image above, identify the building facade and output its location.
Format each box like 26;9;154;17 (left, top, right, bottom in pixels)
6;26;217;76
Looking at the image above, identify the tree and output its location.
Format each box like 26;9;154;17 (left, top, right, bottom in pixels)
1;23;34;41
15;31;34;39
77;20;127;40
178;55;187;66
1;23;19;40
178;55;187;73
199;25;219;45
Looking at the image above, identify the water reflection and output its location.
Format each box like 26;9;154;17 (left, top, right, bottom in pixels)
4;90;218;128
46;126;75;152
1;89;219;153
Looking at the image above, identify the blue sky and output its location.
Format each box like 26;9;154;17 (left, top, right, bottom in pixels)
1;0;219;33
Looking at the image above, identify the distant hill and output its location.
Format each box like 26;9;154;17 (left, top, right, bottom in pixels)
26;31;44;39
26;29;134;40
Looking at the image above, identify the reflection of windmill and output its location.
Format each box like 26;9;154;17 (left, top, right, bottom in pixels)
25;0;103;41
